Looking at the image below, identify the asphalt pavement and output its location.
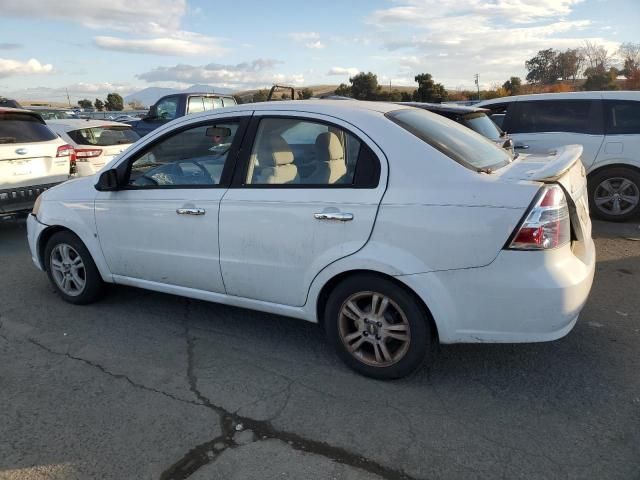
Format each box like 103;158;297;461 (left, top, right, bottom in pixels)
1;215;639;480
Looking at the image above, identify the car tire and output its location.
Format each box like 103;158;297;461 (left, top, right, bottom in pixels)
324;274;432;380
44;231;105;305
588;167;640;222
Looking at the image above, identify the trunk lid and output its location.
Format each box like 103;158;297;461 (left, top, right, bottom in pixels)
501;144;591;241
0;139;69;189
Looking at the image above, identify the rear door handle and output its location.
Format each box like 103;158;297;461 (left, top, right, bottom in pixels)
514;144;529;150
314;212;353;221
177;208;206;216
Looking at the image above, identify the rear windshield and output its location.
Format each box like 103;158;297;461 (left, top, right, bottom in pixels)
67;126;140;146
460;113;503;142
386;109;511;171
0;112;57;143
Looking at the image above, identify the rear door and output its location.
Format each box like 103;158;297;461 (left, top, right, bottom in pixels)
506;100;605;169
218;112;387;307
599;99;640;166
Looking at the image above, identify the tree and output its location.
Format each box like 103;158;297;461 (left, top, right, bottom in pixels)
583;67;619;91
412;73;447;102
581;41;612;71
77;99;92;109
127;99;145;110
555;49;584;82
94;98;104;111
334;83;352;97
619;42;640;79
349;72;380;100
251;89;269;102
104;93;124;111
502;76;522;95
400;91;413;101
297;88;313;99
525;49;559;84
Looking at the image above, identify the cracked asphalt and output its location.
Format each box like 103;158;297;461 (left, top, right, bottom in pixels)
1;216;639;480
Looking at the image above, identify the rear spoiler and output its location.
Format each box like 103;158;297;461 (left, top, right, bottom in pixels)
518;145;583;182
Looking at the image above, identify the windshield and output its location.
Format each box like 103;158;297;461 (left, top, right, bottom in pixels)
386;109;511;171
0;112;57;143
460;113;503;142
67;126;140;146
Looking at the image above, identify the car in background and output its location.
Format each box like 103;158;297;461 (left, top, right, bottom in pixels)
0;97;21;108
27;100;594;379
398;102;514;154
46;119;140;177
28;107;79;120
0;108;73;215
479;91;640;221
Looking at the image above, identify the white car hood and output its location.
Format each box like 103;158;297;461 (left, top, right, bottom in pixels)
40;175;98;202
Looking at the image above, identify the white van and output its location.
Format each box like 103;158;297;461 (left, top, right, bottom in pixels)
0;108;72;215
479;91;640;221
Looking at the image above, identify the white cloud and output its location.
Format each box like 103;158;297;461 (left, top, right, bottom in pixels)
288;32;326;49
328;67;360;76
137;60;304;89
0;58;53;78
306;41;325;50
94;34;226;56
0;0;185;34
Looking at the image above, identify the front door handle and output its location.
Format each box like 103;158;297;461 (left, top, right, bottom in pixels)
314;212;353;221
177;207;206;216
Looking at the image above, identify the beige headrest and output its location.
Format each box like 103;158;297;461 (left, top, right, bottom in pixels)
258;135;294;166
315;132;344;163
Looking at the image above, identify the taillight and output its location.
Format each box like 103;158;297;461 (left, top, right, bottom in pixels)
74;148;102;161
508;184;570;250
56;144;74;157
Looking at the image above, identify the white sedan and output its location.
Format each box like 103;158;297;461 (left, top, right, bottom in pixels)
26;100;595;379
46;119;140;177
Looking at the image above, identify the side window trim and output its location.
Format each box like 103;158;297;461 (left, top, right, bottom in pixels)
116;116;251;190
229;115;381;189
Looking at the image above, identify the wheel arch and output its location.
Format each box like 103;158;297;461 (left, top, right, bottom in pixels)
315;269;440;343
587;161;640;179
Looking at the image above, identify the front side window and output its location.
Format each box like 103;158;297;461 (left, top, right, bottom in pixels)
605;100;640;135
156;96;179;121
222;97;237;108
513;100;593;134
127;121;239;187
245;118;362;186
387;108;511;171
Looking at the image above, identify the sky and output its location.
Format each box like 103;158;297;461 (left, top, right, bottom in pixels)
0;0;638;103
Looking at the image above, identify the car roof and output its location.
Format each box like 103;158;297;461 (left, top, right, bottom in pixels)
211;99;410;115
397;102;489;114
478;90;640;106
46;119;131;131
0;106;42;115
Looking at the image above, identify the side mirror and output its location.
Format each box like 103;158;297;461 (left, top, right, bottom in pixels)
95;169;120;191
145;105;158;120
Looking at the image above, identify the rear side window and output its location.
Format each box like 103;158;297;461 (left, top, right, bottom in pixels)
188;96;205;114
67;126;140;146
460;113;503;141
222;97;237;107
386;109;511;171
511;100;597;134
605;100;640;134
0;112;57;143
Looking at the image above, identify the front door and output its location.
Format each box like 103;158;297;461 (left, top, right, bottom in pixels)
95;117;247;292
219;112;387;307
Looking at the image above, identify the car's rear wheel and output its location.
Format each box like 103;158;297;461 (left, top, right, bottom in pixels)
44;231;105;304
589;167;640;222
324;274;432;379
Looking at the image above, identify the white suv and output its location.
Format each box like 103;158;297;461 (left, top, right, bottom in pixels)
478;91;640;221
1;108;73;215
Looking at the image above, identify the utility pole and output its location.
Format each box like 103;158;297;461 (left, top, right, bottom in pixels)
474;74;480;100
65;88;71;108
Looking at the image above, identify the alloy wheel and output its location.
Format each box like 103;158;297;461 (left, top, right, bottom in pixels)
50;243;86;296
594;177;640;216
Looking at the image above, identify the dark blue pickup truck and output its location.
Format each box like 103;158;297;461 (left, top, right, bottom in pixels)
128;92;237;137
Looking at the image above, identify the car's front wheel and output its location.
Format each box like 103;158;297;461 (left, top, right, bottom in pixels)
589;167;640;222
324;274;432;379
44;231;105;304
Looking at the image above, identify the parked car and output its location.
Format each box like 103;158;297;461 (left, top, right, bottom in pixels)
26;101;595;379
127;92;237;137
0;108;73;215
398;102;514;153
0;97;21;108
479;91;640;221
46;119;140;177
27;107;79;120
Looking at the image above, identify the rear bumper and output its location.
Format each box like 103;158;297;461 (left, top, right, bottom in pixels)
398;237;596;344
27;213;48;271
0;182;61;215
